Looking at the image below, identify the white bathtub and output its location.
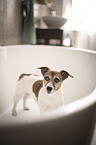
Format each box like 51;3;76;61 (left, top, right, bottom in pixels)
0;45;96;145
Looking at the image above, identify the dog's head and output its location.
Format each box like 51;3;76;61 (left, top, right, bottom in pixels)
38;67;73;94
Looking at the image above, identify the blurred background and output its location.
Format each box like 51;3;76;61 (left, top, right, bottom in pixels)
0;0;96;50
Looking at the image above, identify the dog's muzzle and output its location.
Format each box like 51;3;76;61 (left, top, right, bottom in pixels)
46;83;54;94
47;86;52;93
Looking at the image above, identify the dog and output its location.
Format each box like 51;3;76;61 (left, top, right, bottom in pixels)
12;67;73;116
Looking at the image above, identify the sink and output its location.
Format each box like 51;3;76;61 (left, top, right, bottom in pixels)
42;15;67;28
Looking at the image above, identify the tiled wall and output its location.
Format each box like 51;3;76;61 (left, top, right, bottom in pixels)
0;0;23;46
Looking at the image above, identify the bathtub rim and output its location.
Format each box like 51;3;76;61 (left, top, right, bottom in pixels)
0;44;96;54
0;44;96;125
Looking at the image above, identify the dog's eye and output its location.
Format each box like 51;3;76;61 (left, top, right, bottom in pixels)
54;78;60;83
44;76;50;81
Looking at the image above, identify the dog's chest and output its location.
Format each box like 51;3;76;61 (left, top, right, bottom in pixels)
38;88;63;112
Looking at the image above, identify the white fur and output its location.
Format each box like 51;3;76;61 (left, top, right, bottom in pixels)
12;75;64;116
38;86;64;113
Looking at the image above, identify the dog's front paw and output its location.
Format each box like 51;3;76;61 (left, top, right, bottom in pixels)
24;107;30;111
12;111;17;116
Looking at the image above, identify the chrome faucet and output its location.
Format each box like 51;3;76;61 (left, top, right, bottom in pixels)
50;6;56;16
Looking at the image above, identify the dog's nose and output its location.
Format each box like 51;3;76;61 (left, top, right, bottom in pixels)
47;86;52;92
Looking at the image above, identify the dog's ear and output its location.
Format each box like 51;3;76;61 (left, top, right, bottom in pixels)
60;70;74;81
38;67;50;76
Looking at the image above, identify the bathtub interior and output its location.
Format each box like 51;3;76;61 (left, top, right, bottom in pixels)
0;45;96;124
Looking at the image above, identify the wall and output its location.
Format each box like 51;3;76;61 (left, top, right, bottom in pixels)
0;0;23;46
64;0;96;50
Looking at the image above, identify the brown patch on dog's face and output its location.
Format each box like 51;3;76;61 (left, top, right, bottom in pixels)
44;71;63;92
38;67;73;94
53;73;62;90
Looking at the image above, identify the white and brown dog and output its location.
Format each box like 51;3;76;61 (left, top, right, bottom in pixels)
12;67;73;116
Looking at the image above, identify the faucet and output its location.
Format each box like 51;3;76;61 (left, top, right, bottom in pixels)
43;0;56;16
50;6;56;16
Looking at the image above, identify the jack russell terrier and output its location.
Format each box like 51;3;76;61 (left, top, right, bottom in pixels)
12;67;73;116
